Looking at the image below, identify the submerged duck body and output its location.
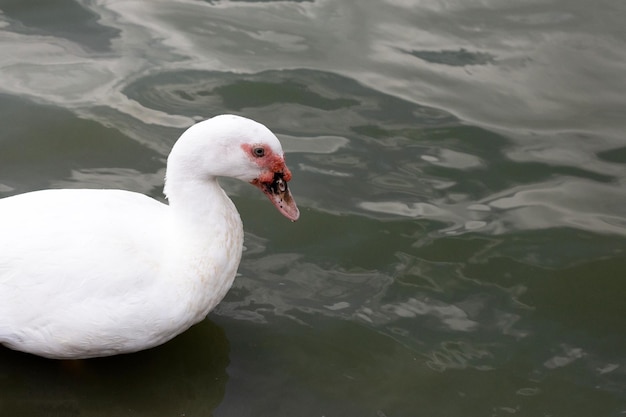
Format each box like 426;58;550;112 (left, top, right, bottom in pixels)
0;115;299;359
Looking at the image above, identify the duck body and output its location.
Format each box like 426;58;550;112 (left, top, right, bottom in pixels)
0;115;298;359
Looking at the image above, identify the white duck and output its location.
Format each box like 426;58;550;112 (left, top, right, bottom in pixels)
0;114;299;359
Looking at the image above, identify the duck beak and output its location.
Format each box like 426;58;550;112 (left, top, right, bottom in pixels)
252;172;300;221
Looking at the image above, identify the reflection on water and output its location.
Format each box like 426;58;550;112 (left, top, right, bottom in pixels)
1;0;625;416
0;0;119;51
0;320;229;416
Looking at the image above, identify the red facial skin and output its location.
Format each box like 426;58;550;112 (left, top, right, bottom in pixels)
240;143;292;181
241;143;299;221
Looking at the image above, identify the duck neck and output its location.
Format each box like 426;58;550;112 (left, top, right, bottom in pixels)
165;176;242;243
163;175;245;317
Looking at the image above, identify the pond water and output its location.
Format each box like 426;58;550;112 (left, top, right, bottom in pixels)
1;1;625;416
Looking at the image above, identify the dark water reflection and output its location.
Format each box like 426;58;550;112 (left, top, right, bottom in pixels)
0;320;229;416
1;0;625;416
1;0;118;52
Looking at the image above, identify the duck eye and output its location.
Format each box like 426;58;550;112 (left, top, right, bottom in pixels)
252;147;265;157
